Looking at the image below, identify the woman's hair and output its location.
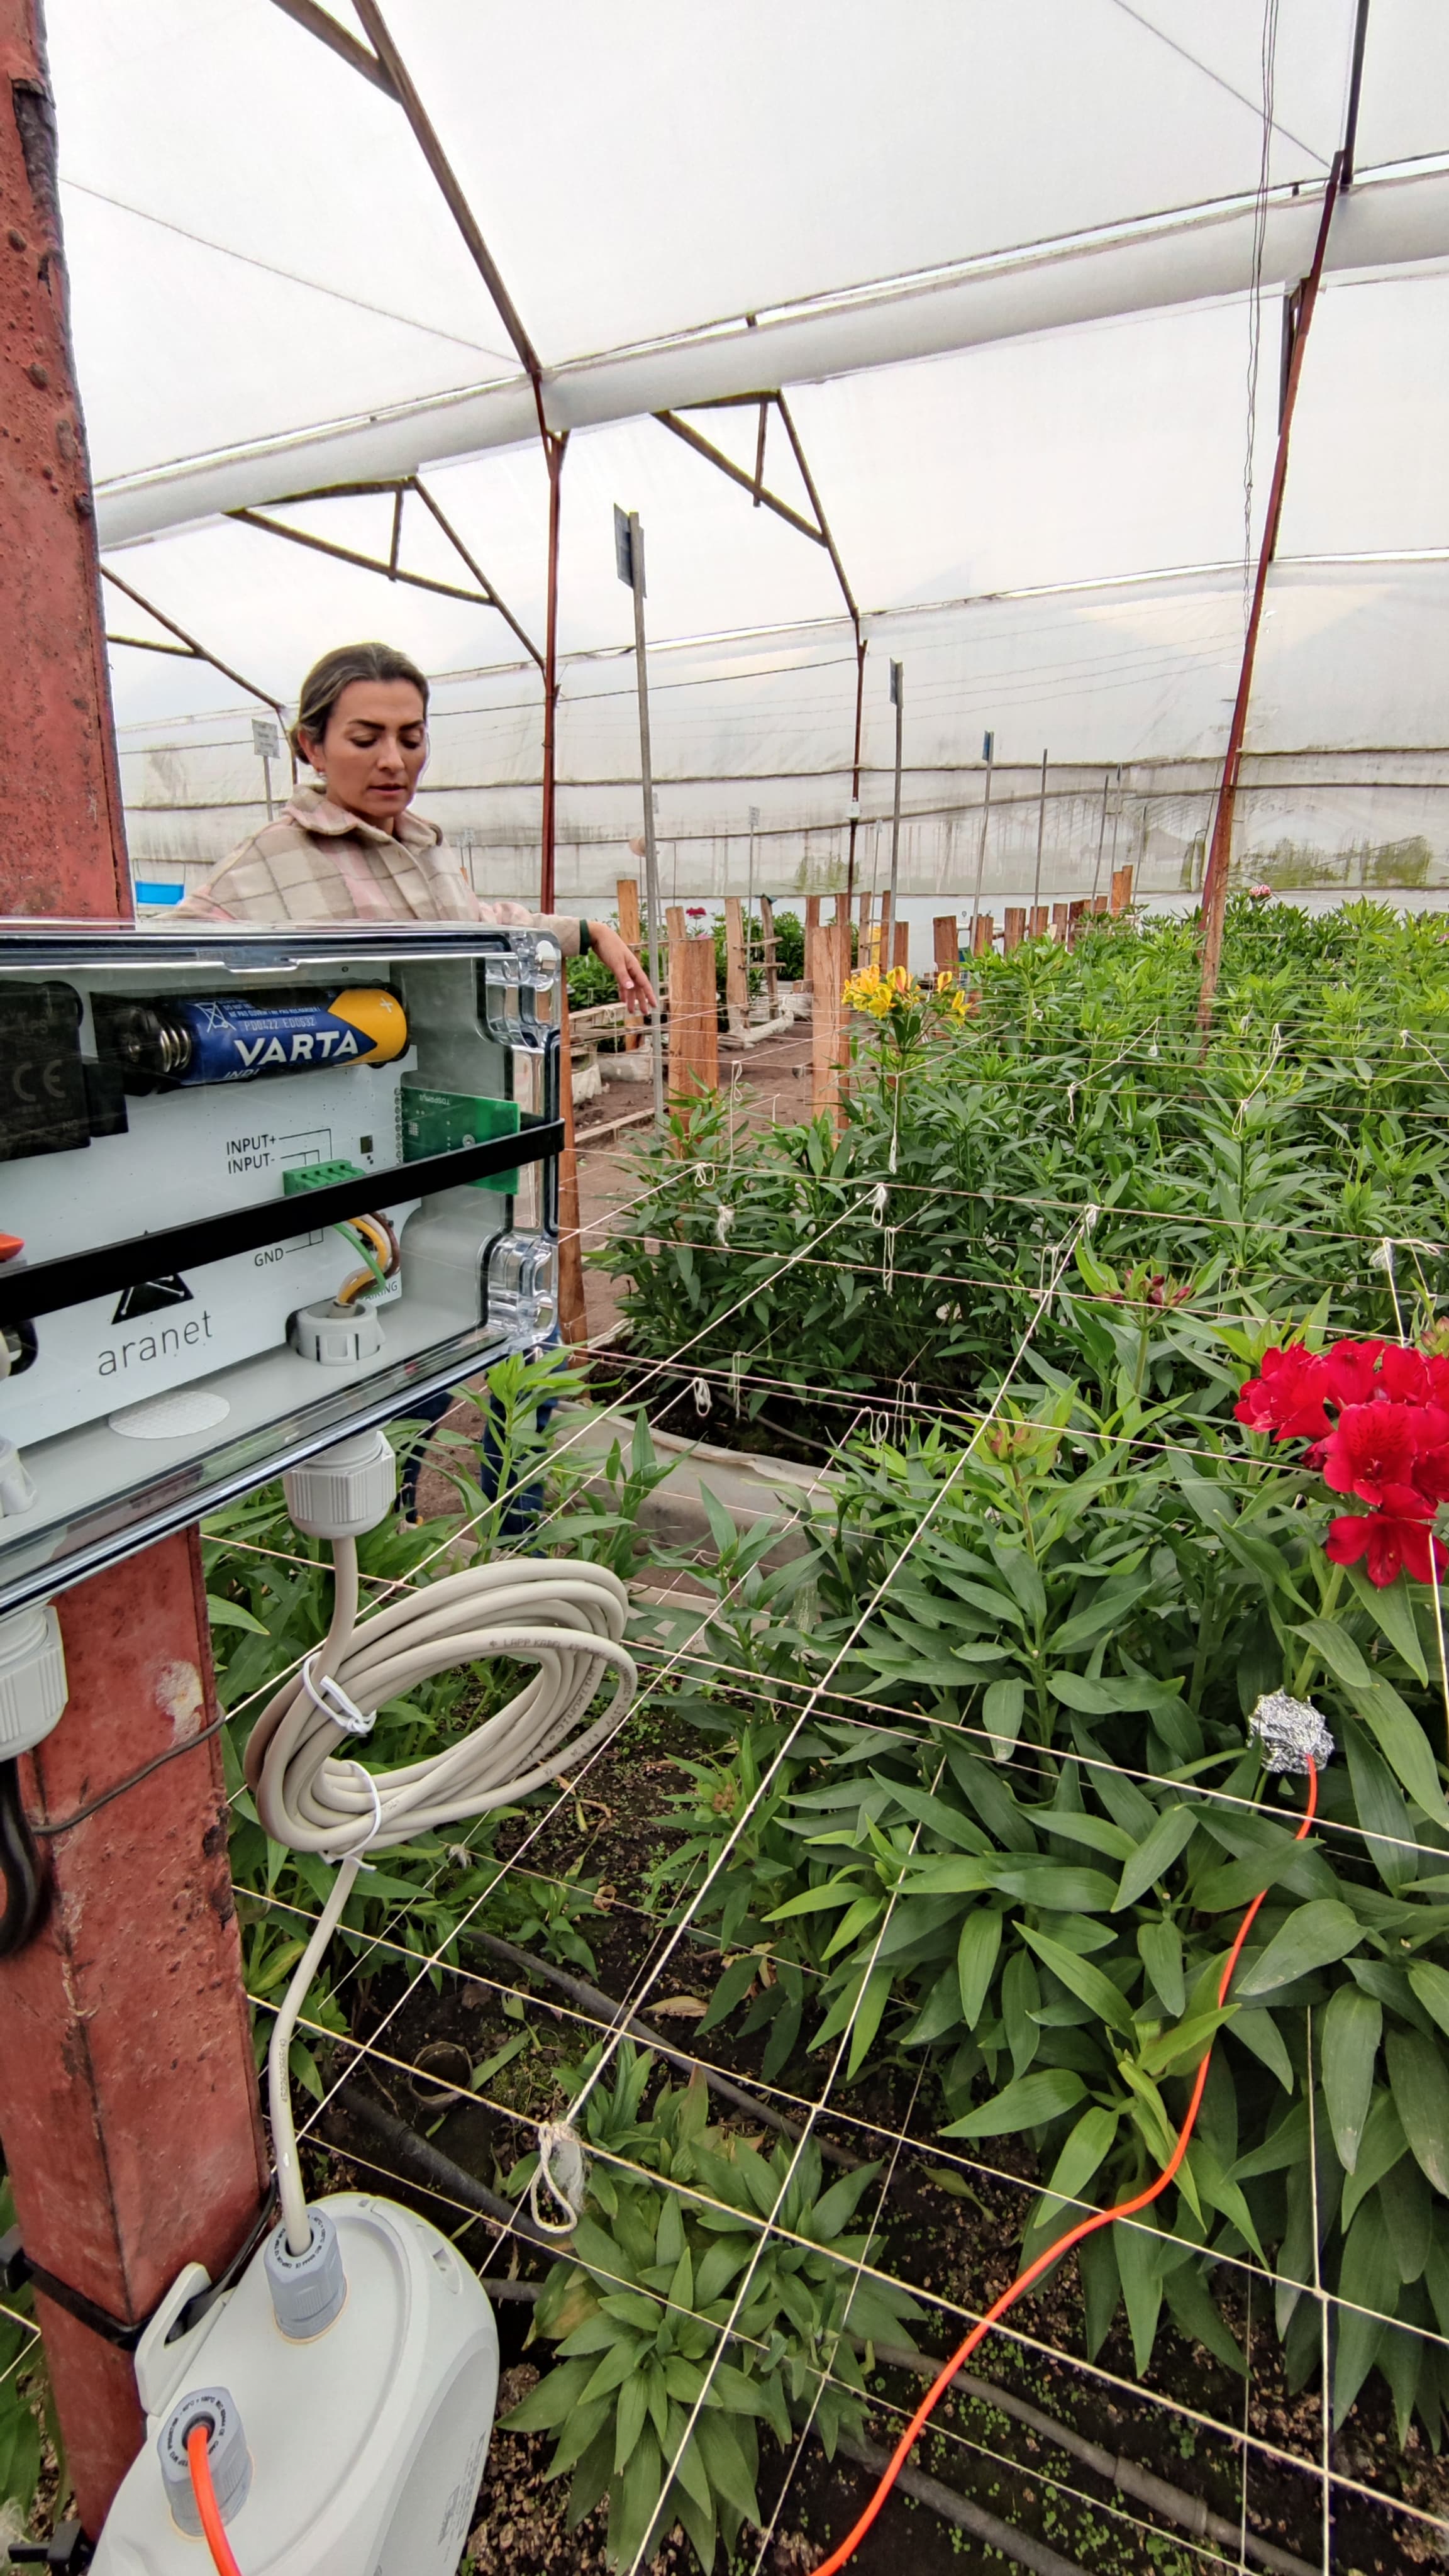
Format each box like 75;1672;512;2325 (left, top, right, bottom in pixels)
291;641;430;763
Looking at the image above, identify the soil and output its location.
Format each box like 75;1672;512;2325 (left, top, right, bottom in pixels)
301;1703;1449;2576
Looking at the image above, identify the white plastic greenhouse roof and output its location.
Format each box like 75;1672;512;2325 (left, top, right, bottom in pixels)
45;0;1449;752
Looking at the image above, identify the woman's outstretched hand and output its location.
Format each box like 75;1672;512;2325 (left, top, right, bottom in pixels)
589;921;658;1016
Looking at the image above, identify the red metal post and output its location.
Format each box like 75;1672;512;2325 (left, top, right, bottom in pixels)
0;6;267;2536
1197;158;1342;1030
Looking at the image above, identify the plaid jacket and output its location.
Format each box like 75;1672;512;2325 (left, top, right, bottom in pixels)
171;786;582;953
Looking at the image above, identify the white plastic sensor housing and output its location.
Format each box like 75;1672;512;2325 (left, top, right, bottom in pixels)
92;2192;499;2576
282;1430;397;1540
0;1602;67;1758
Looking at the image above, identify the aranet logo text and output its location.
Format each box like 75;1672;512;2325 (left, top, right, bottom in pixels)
98;1312;214;1375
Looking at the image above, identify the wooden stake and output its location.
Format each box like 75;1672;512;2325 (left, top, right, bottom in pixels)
759;892;779;1014
616;875;643;1047
1029;906;1050;938
1051;902;1070;943
933;916;957;973
973;913;994;957
893;920;909;973
1110;863;1135;915
811;918;849;1133
667;928;718;1106
1004;906;1026;953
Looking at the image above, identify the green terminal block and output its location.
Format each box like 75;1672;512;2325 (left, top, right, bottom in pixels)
282;1159;366;1194
399;1083;520;1194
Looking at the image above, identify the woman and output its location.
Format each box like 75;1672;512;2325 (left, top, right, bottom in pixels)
174;640;657;1014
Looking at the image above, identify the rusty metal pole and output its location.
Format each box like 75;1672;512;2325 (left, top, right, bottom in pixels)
0;8;268;2537
1197;157;1342;1033
538;431;589;1343
845;632;867;909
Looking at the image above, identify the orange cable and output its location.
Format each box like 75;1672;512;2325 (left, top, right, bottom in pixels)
187;2422;245;2576
814;1758;1319;2575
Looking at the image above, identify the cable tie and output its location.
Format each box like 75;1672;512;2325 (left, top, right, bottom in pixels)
299;1655;374;1740
529;2119;588;2237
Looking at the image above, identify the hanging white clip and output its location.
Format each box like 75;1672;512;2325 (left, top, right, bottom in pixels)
692;1375;713;1416
530;2119;588;2237
1082;1204;1100;1235
1065;1082;1078;1127
729;1351;746;1416
301;1655;374;1740
715;1202;735;1247
882;1225;898;1294
870;1182;889;1228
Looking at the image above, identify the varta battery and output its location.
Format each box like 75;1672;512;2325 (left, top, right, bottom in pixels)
93;988;408;1091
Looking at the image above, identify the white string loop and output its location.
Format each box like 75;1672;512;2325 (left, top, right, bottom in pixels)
528;2120;589;2238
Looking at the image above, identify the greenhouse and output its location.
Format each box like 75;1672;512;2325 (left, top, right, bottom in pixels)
5;4;1449;2573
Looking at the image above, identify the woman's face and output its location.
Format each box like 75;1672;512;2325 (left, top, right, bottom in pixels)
301;679;428;828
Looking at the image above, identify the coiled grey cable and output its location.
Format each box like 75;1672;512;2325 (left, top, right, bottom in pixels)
245;1538;636;1857
248;1535;637;2251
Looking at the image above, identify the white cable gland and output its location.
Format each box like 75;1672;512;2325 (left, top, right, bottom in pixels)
289;1297;386;1367
0;1604;67;1759
283;1430;397;1540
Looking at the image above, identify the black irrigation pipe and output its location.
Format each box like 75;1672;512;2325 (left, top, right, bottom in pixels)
330;2058;1313;2576
461;1926;863;2170
330;2097;1094;2575
836;2432;1091;2576
328;2087;562;2257
868;2340;1318;2576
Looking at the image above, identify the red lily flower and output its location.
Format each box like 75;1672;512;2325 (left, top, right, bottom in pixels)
1410;1404;1449;1507
1322;1402;1421;1504
1319;1340;1387;1409
1326;1506;1447;1587
1234;1344;1330;1441
1375;1345;1435;1404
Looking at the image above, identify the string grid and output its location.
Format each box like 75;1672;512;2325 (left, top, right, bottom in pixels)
177;1123;1449;2572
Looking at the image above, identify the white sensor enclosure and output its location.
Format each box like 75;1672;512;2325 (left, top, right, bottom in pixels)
92;2194;499;2576
0;1602;67;1758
